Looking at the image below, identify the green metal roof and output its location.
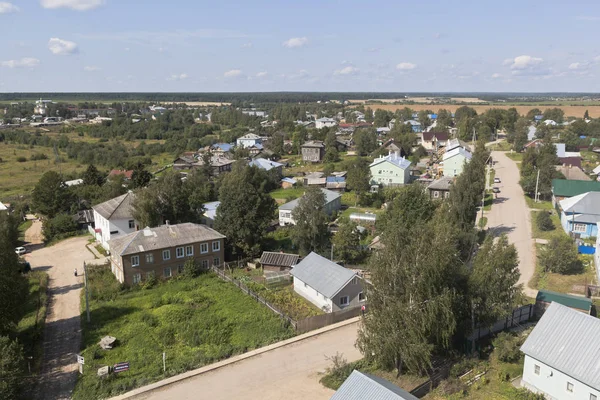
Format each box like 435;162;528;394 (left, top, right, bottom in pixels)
536;289;592;312
552;179;600;198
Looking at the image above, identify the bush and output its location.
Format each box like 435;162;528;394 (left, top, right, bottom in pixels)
29;153;48;161
538;235;583;274
182;258;201;278
492;332;524;363
320;353;353;390
450;357;477;378
436;378;467;396
16;156;26;162
42;213;78;242
536;211;554;232
0;336;24;399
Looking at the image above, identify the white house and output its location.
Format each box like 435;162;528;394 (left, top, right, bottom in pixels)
520;302;600;400
236;133;263;149
278;188;341;226
92;192;139;251
291;252;365;313
331;370;419;400
442;146;472;177
315;117;337;129
369;151;411;186
544;119;557;126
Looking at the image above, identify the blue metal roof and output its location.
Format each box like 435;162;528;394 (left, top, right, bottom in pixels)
326;176;345;183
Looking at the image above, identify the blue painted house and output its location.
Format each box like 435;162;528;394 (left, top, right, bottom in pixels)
404;120;422;133
559;192;600;238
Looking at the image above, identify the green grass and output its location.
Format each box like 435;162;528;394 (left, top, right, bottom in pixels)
524;196;553;210
269;187;305;202
529;246;597;294
94;244;108;257
245;282;323;320
73;265;294;399
505;152;523;162
478;217;488;228
483;193;494;211
530;211;563;241
18;219;33;244
17;271;49;375
488;141;512;151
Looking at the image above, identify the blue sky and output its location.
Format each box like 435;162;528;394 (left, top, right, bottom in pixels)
1;0;600;92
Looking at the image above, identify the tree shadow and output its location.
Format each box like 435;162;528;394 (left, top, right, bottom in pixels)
49;282;84;296
488;225;516;236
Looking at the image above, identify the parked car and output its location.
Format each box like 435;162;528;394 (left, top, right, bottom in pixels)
492;187;500;193
494;177;501;183
15;247;26;256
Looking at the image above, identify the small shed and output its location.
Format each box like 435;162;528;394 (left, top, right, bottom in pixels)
259;251;300;272
534;289;592;317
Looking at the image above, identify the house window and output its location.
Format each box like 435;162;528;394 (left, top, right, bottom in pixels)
201;259;209;269
162;250;170;260
444;192;450;199
591;394;597;400
433;190;440;198
146;271;155;280
128;220;135;229
567;382;574;393
200;243;208;254
340;296;349;306
185;245;193;256
131;255;139;267
176;247;184;258
534;365;540;375
573;223;587;233
145;253;154;264
351;277;358;285
213;257;220;266
132;273;141;284
212;241;220;252
359;292;366;302
177;265;184;274
163;267;172;278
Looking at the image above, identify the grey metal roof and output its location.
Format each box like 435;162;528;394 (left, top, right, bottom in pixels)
427;176;454;191
370;152;411;170
330;370;419;400
290;252;357;298
92;192;135;220
520;302;600;390
560;191;600;216
259;251;300;268
302;140;325;148
443;146;473;161
279;189;341;212
108;223;225;256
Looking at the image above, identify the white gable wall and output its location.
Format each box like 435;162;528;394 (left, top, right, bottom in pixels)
369;160;410;186
293;276;333;312
522;355;600;400
94;210;137;251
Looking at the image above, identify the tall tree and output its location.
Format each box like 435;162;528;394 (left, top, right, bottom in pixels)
354;128;378;155
332;220;362;264
0;214;27;335
82;164;104;186
345;157;371;205
324;130;339;162
32;171;73;218
290;186;330;255
0;336;24;400
131;163;153;189
417;110;431;129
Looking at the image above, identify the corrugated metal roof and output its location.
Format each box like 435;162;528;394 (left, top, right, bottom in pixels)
92;192;135;221
249;158;284;171
427;176;454;191
443;146;473;161
560;192;600;215
290;252;356;298
520;302;600;390
552;179;600;198
330;370;419;400
536;290;592;312
108;223;225;256
259;251;300;268
279;189;341;211
370;153;412;170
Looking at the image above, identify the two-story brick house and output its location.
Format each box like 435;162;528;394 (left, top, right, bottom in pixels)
107;223;225;285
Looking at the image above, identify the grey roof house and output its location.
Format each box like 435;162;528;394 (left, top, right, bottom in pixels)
278;188;342;226
92;192;138;250
331;370;418;400
290;252;364;313
427;176;453;200
259;251;300;271
558;191;600;238
520;302;600;399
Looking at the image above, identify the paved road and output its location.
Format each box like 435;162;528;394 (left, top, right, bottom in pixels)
487;151;536;297
25;233;96;400
131;322;361;400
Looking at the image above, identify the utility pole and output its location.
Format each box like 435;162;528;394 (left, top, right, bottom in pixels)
534;169;540;203
163;352;166;373
83;262;90;323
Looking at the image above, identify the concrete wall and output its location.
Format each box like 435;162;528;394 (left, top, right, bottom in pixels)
293;276;333;312
522;355;600;400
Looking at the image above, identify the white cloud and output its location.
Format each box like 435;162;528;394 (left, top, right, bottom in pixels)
40;0;105;11
575;16;600;21
568;62;590;70
0;2;19;14
168;73;188;81
241;42;253;48
224;69;242;78
506;55;543;70
1;57;40;68
83;65;101;71
282;37;308;48
334;66;359;75
256;71;268;78
48;38;79;55
491;73;502;79
396;62;417;70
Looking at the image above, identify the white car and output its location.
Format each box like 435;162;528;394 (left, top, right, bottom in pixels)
15;247;26;256
494;177;501;183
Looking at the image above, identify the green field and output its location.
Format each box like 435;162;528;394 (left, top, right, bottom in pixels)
73;265;294;399
530;210;562;241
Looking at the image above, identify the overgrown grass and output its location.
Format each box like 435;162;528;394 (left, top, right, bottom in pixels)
94;244;108;257
505;152;523;162
524;196;553;210
73;265;294;399
530;211;563;241
488;141;512;151
18;219;33;244
269;187;305;202
245;282;323;320
17;271;49;375
483;193;494;211
530;246;597;294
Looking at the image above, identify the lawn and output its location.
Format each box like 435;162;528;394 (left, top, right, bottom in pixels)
73;265;294;399
17;271;49;376
269;187;305;202
581;150;600;173
530;210;563;241
524;196;553;210
505;152;523;162
530;245;597;294
488;141;512;151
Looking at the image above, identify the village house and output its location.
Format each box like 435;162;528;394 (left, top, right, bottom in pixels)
107;223;225;285
248;158;284;176
278;188;342;226
290;252;365;313
558;191;600;238
315;117;337;129
404;120;422;133
301;141;325;162
520;302;600;400
556;165;591;181
331;370;419;400
381;138;404;155
419;131;449;152
442;146;472;177
552;179;600;207
108;169;133;182
280;177;297;189
427;176;453;200
92;192;138;251
236;133;263;149
259;251;300;272
369;151;412;187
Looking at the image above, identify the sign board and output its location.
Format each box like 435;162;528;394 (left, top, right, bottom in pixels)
97;366;110;377
114;362;130;373
77;355;85;365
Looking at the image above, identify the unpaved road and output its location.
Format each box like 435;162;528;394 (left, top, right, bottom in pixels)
25;233;96;400
487;151;536;297
126;322;361;400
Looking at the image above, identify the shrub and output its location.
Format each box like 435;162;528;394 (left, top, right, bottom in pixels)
16;156;26;162
0;336;24;399
42;213;78;242
29;153;48;161
320;353;353;390
538;235;583;274
536;211;554;232
492;332;524;363
450;358;477;378
437;378;467;396
182;258;201;278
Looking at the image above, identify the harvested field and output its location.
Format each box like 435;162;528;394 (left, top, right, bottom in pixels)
349;96;487;104
172;101;231;106
356;103;600;118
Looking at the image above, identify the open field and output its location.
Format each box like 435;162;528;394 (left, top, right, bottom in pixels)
357;103;600;118
172;101;231;106
349;97;488;104
73;266;294;400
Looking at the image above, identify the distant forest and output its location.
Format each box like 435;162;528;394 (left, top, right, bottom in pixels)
2;92;600;103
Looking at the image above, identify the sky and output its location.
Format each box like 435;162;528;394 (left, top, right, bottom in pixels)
2;0;600;92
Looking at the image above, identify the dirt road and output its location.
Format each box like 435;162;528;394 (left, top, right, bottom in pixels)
25;234;96;400
487;151;536;297
125;322;361;400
